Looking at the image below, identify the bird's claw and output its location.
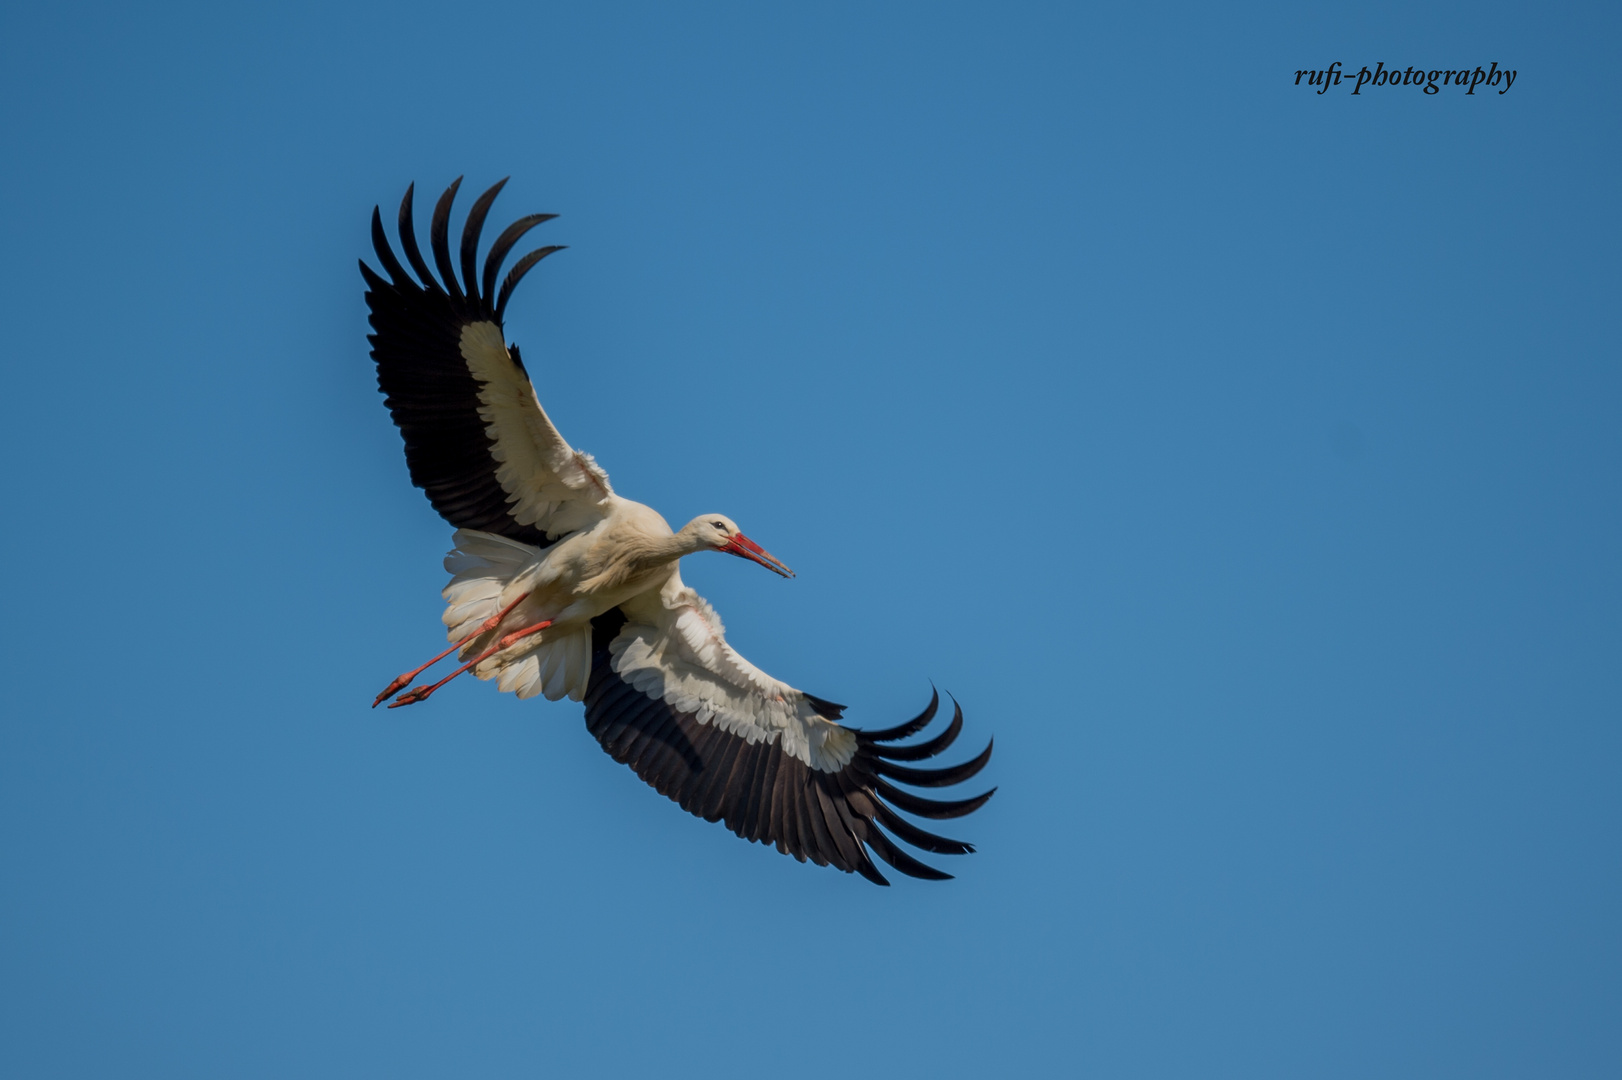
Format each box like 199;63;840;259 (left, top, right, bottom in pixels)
387;686;434;709
372;674;415;708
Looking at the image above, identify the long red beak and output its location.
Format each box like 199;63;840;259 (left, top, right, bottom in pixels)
721;533;795;578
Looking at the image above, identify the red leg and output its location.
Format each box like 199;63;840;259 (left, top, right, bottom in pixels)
371;593;532;708
388;620;553;708
497;620;554;650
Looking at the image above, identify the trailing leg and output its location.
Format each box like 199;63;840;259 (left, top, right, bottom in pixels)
387;620;554;708
371;593;532;707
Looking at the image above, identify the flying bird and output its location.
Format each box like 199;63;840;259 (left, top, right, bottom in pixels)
359;177;994;884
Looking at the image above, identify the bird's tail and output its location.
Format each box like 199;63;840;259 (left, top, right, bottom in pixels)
442;529;538;638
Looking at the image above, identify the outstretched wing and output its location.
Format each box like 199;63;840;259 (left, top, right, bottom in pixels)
360;177;613;545
583;578;995;885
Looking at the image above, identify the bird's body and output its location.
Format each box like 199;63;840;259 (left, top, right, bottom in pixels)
361;177;994;883
485;502;688;655
447;505;790;708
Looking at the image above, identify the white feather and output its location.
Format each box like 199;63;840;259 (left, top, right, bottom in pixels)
498;654;539;695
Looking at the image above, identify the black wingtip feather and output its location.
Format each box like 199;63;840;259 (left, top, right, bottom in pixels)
871;800;976;856
876;779;997;820
874;738;993;788
482;213;556;309
430;177;464;300
864;828;954;880
369;207;411;288
397;183;438;293
496;245;565;321
859;687;940;743
460;177;509;303
870;699;964;762
856;859;892;886
358;259;386;293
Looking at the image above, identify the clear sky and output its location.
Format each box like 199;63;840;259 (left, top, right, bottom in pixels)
1;1;1617;1076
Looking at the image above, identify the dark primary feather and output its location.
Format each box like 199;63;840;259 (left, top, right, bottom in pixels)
496;245;565;321
460;177;508;297
868;699;962;761
582;610;996;885
397;183;437;292
360;178;565;546
483;214;555;306
874;779;995;820
860;694;944;743
429;177;463;301
873;739;993;788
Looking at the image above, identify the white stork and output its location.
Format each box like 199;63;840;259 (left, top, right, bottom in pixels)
359;177;994;884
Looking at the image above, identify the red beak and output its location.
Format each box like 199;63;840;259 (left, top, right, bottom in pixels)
721;533;795;578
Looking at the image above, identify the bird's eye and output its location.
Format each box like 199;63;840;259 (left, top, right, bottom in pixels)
711;521;727;530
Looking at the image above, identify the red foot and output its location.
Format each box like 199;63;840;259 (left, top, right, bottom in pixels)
372;673;418;709
387;685;435;708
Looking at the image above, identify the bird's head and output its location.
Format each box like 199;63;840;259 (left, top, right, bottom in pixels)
687;515;795;578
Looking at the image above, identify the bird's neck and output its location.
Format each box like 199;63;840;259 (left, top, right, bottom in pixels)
577;525;703;597
667;523;716;561
631;524;710;571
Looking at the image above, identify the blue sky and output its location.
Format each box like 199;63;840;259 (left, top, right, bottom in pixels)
1;2;1617;1076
